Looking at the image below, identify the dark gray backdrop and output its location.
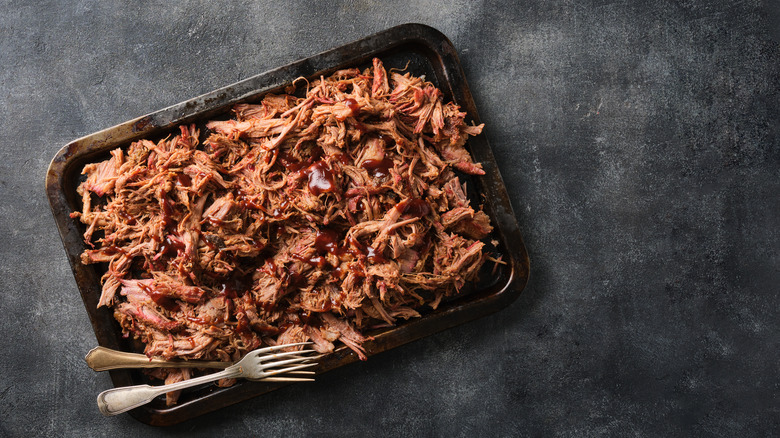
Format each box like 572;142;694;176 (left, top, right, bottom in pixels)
1;1;778;436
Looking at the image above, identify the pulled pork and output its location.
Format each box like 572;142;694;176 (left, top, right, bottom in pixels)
72;58;491;397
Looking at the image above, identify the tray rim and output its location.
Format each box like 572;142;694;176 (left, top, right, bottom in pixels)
45;23;530;426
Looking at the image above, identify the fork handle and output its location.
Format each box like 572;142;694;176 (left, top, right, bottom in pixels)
96;367;241;416
85;347;229;371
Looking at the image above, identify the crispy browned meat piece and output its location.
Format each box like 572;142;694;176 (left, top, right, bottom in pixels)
72;58;492;393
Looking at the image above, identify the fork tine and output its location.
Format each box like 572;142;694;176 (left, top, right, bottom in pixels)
250;370;315;379
260;377;316;382
260;354;323;371
263;369;316;376
250;342;312;355
264;362;318;377
259;349;319;361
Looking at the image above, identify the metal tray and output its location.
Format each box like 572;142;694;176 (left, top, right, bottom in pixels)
45;23;530;426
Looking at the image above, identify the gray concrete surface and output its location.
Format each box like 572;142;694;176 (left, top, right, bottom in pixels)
1;0;778;436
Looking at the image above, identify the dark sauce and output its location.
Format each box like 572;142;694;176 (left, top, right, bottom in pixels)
309;146;324;162
220;283;237;299
299;310;314;325
250;237;265;251
316;294;339;312
236;189;264;210
259;300;276;313
287;270;306;288
159;235;185;257
278;150;309;172
314;229;342;255
118;211;136;225
294;229;389;275
161;197;176;231
397;198;431;218
377;133;396;148
278;146;323;170
306;161;336;195
343;98;359;118
176;174;192;187
260;259;277;276
280;311;304;331
139;282;179;312
361;157;393;178
347;235;365;252
103;245;126;256
241;198;263;210
218;272;253;299
235;315;252;335
294;229;344;269
280;306;325;329
346;235;386;264
272;200;290;217
366;245;387;263
333;266;347;279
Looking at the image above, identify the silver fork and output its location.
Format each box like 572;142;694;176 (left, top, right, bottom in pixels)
85;343;316;378
96;348;320;416
85;345;315;381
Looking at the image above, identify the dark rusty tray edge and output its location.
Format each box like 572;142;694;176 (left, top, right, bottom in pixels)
45;23;530;426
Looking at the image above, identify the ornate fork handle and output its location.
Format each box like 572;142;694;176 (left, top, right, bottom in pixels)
97;365;243;416
86;346;228;371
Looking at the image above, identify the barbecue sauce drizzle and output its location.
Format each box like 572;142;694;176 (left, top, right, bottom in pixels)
139;282;180;312
294;229;387;270
276;148;337;196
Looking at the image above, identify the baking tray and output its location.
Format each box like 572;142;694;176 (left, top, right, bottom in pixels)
45;23;530;426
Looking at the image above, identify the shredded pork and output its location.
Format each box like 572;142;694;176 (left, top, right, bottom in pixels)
72;58;492;401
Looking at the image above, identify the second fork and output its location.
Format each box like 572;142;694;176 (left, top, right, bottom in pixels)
96;348;321;416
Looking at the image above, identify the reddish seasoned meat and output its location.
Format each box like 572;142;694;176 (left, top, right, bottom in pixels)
79;149;122;197
320;312;368;360
163;368;191;406
371;58;389;98
304;325;335;354
276;325;307;348
441;207;474;227
452;210;493;240
114;302;181;332
441;206;493;240
144;330;215;359
73;58;492;400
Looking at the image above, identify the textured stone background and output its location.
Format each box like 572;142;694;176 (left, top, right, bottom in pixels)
1;1;778;436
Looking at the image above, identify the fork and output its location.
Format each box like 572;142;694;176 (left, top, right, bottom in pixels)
86;343;316;382
96;348;320;416
85;343;315;375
